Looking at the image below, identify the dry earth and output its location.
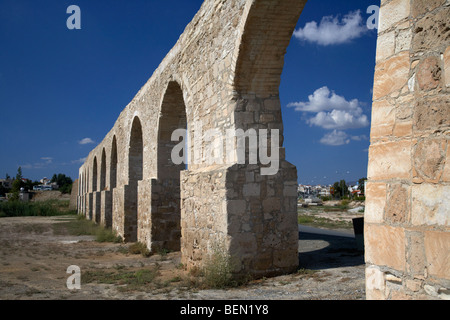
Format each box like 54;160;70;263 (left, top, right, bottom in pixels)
0;209;366;300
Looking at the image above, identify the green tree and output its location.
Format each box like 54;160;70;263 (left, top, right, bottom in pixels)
51;173;73;194
358;177;367;194
15;167;23;181
332;180;349;199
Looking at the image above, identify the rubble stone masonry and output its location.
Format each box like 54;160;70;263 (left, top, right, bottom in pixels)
366;0;449;300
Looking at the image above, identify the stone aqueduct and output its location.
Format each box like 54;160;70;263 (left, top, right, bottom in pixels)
76;0;450;299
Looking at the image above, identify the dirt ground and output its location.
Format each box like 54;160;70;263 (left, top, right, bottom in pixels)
0;211;366;300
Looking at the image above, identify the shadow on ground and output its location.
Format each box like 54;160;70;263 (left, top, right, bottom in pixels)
298;226;365;270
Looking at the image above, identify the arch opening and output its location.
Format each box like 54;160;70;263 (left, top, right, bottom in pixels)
153;81;188;252
126;117;143;242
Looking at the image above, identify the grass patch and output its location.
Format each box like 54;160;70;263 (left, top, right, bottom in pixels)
52;215;122;243
82;266;160;291
0;200;76;218
298;214;352;229
128;242;151;257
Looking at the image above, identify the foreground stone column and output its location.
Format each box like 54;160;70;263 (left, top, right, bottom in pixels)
365;0;449;300
181;161;298;278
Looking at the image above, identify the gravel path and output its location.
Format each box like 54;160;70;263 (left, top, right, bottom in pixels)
0;216;366;300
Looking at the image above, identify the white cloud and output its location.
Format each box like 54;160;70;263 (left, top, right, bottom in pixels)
72;157;87;164
320;130;351;146
40;157;53;164
79;138;95;145
288;86;369;130
293;10;367;46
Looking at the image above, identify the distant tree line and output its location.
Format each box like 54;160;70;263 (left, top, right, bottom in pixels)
0;167;73;198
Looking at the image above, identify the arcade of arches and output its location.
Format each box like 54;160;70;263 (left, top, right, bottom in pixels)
75;0;450;300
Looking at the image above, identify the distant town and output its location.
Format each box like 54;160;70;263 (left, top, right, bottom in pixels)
0;168;73;202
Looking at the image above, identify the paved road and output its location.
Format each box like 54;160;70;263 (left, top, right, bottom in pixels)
298;225;355;238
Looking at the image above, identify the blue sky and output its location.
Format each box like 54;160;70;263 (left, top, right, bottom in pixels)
0;0;379;185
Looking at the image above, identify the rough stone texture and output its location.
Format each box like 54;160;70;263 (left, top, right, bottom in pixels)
416;56;442;90
366;0;450;300
365;224;406;271
373;52;410;100
445;46;450;87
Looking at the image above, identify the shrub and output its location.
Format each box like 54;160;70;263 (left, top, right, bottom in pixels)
128;242;151;257
202;243;237;289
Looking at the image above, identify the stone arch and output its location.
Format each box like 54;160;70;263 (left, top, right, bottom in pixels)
100;148;106;191
125;116;143;242
92;157;98;192
233;0;307;96
110;136;118;190
150;80;188;251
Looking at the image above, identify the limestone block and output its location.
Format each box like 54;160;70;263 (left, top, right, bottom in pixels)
364;182;387;224
416;56;442;91
443;139;450;182
424;231;450;279
413;95;449;132
366;266;387;300
411;184;449;226
412;7;450;52
444;46;450;87
370;99;395;138
385;184;410;224
379;0;411;33
368;140;412;180
411;0;445;18
412;138;446;183
395;29;412;54
376;31;395;62
373;52;410;100
406;231;426;277
365;224;406;271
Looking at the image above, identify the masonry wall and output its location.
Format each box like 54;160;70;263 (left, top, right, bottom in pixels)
365;0;450;300
77;0;304;279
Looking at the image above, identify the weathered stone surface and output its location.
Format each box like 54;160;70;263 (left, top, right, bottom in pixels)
365;266;387;300
376;31;395;62
385;184;409;224
424;231;450;278
445;46;450;87
411;184;450;226
370;99;395;138
406;231;426;277
413;138;445;182
416;56;442;90
364;182;386;223
373;52;410;100
413;95;450;132
412;7;450;52
368;140;412;180
379;0;411;33
365;224;406;271
366;0;449;300
411;0;445;18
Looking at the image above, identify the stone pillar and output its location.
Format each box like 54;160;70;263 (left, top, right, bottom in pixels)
100;190;112;228
112;184;138;242
138;178;181;253
181;161;298;279
112;186;125;239
93;192;101;224
87;193;93;221
365;0;449;300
